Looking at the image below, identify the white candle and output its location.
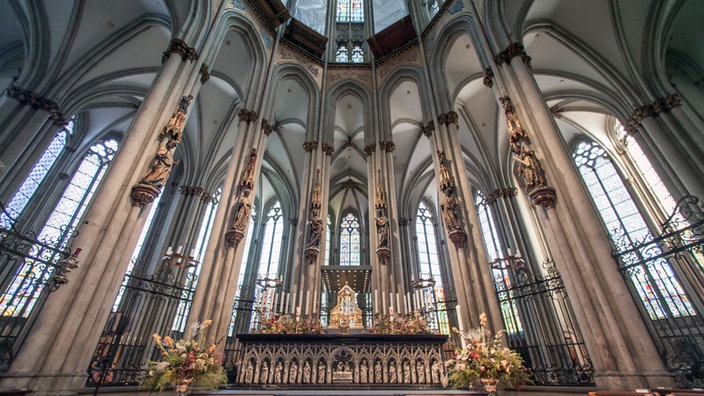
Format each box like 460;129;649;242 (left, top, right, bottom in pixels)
381;293;386;314
396;293;401;314
273;292;278;312
313;293;317;313
456;304;464;331
190;248;196;257
166;247;173;255
177;245;183;254
280;292;286;312
296;306;301;317
389;293;393;311
374;290;379;312
292;292;297;313
404;294;409;313
389;306;394;320
284;292;290;313
306;291;311;313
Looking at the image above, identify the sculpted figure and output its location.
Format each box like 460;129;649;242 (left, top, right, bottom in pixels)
441;194;463;231
260;361;269;383
141;139;178;188
416;361;425;383
389;362;397;383
231;188;253;230
359;361;368;383
376;208;390;248
245;362;253;383
289;361;298;383
403;361;411;383
514;146;546;189
375;360;382;383
303;361;311;383
274;361;282;383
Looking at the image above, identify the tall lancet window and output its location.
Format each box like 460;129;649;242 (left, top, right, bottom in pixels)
335;0;365;62
573;140;694;319
474;190;523;334
1;117;75;229
250;201;283;330
339;212;361;265
1;137;118;317
415;201;449;334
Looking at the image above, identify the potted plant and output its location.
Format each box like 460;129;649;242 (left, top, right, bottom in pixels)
142;320;227;395
446;312;530;393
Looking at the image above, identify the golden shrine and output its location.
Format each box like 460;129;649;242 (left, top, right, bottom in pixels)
328;283;363;333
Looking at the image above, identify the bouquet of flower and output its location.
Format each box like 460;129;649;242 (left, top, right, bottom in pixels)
368;312;431;334
446;312;530;389
259;314;324;334
142;320;227;391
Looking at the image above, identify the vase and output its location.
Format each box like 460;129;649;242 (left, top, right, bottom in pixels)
480;378;499;394
176;379;192;396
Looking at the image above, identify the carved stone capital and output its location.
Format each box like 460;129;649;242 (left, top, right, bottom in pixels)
483;67;494;88
225;228;245;248
162;38;198;63
303;140;319;152
238;109;258;125
438;111;459;128
321;143;334;156
624;93;681;135
199;63;210;84
262;119;274;136
421;121;434;138
380;141;395;153
7;85;67;127
486;187;518;205
364;143;376;156
448;229;467;248
179;185;205;197
495;42;531;68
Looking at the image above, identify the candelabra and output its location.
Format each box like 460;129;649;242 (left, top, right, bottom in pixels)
162;246;199;268
489;251;525;270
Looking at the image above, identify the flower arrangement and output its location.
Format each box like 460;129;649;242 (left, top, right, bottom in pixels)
259;314;324;334
368;312;431;335
141;320;227;391
446;312;530;389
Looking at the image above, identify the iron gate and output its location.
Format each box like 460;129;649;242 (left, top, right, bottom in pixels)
611;195;704;387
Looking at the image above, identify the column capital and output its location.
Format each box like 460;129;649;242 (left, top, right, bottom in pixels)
262;119;274;136
625;93;682;135
161;38;198;63
485;187;517;205
421;121;434;138
321;143;334;156
364;143;376;156
380;140;395;153
7;85;67;127
199;63;210;84
303;140;319;152
237;108;258;125
495;42;531;68
438;111;459;128
483;67;494;88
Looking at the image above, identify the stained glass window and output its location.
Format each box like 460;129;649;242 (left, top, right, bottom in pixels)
339;213;360;266
324;214;332;266
337;0;363;22
474;190;523;334
0;118;75;229
573;140;694;319
351;46;364;62
336;46;349;62
1;137;118;318
415;201;448;334
250;201;283;330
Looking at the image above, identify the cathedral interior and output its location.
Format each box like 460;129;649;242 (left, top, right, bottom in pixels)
0;0;703;395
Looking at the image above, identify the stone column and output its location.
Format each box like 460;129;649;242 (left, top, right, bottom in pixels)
492;43;674;389
1;36;205;394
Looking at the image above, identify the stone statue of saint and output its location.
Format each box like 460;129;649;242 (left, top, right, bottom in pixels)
318;361;326;383
306;212;323;249
274;361;282;383
260;361;269;383
374;360;382;383
359;361;368;383
289;361;298;383
441;194;463;231
403;361;411;383
231;188;252;231
514;146;546;189
416;361;425;383
141;138;178;189
303;361;311;383
376;208;390;248
389;362;397;383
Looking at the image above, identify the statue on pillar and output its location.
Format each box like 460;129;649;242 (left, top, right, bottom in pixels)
374;170;391;263
130;95;191;207
225;148;257;247
305;170;323;262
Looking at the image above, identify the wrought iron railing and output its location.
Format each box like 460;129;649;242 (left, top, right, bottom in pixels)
0;226;77;371
493;259;595;386
86;263;197;387
610;195;704;388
